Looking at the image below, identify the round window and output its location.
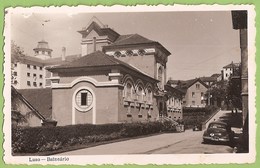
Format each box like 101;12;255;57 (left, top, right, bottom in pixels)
138;49;146;56
114;51;121;57
75;89;93;111
126;50;133;56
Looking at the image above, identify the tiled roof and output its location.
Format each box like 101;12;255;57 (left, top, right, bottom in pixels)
211;73;221;78
111;34;155;46
18;88;52;119
223;62;240;68
44;54;81;65
12;55;45;67
12;54;80;66
167;79;184;85
48;51;123;69
169;78;209;93
103;33;171;56
47;51;157;82
78;21;120;42
165;84;186;95
200;76;217;82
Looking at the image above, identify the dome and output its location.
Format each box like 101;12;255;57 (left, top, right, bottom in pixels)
36;40;50;49
33;40;53;60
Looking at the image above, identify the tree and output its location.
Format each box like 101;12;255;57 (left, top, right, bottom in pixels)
206;80;229;108
11;41;25;85
11;40;25;58
207;64;242;110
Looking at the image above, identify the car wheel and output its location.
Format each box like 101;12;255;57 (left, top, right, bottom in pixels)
203;139;209;144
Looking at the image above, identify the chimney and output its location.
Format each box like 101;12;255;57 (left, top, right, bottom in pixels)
62;47;66;61
93;37;96;52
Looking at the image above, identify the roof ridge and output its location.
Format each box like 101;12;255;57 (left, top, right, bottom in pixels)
102;52;121;65
114;34;135;44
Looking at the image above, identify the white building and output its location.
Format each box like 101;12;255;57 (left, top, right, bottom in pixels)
11;40;80;89
222;61;240;81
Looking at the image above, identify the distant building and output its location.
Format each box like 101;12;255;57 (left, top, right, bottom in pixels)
165;85;185;120
222;61;241;80
11;55;46;89
211;73;222;82
11;40;80;89
200;76;217;87
168;78;208;107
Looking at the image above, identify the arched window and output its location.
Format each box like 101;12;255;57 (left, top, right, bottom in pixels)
137;86;144;102
124;81;133;101
146;88;153;104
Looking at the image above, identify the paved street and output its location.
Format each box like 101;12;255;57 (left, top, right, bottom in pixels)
58;130;233;155
57;110;237;155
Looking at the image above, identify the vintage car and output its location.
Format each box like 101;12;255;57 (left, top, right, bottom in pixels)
203;121;234;144
193;123;202;131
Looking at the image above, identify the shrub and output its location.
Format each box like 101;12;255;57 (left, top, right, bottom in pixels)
12;121;174;154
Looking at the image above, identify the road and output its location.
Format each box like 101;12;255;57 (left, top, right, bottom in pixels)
57;110;235;155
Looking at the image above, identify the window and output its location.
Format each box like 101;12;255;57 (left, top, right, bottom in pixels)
33;82;37;87
13;71;17;76
27;81;31;86
192;101;195;105
75;89;93;111
27;64;30;69
81;92;88;105
39;74;43;78
138;49;146;56
39;83;43;87
39;67;43;70
33;74;37;77
201;92;204;97
14;63;17;67
196;84;200;89
126;50;133;56
33;65;37;69
137;86;144;102
183;101;186;104
27;73;30;77
192;92;195;98
201;100;204;104
147;88;153;103
125;82;132;100
114;51;121;57
158;66;163;89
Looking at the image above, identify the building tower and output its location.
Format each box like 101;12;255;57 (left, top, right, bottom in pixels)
77;16;120;56
33;40;53;60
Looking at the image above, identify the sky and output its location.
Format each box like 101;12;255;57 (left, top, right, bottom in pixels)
10;9;241;80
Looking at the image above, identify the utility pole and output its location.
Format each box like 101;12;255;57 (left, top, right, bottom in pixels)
41;20;50;40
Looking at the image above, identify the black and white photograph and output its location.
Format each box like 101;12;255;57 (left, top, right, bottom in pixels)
4;5;256;165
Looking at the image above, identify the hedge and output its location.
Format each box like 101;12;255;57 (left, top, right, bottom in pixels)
183;105;219;129
12;121;176;153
